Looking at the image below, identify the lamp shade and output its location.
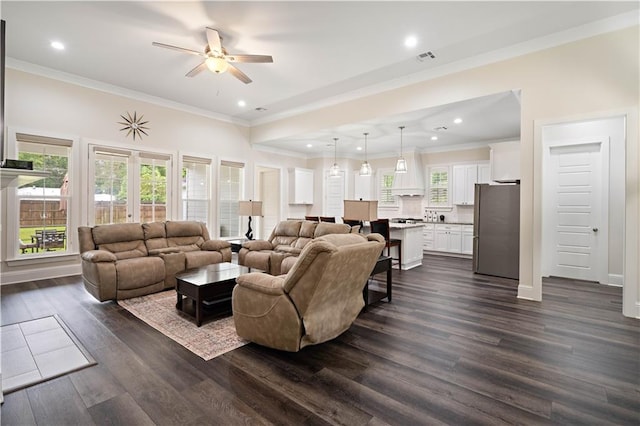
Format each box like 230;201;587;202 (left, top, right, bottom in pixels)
343;200;378;222
238;200;263;216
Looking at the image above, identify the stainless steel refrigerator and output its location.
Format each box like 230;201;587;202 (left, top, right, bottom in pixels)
473;183;520;280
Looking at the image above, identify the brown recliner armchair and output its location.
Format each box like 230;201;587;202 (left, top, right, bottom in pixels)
232;233;385;352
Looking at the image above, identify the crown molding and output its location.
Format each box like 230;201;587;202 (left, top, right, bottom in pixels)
6;58;249;127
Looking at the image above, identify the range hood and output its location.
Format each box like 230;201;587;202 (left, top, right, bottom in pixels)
391;152;424;197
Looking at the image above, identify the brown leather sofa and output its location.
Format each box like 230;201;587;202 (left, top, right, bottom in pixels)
78;221;231;301
232;233;385;351
237;219;355;275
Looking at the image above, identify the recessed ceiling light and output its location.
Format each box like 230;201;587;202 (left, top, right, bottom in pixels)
404;35;417;48
50;41;65;50
356;146;363;151
431;136;438;141
237;100;246;107
453;117;463;124
306;144;313;148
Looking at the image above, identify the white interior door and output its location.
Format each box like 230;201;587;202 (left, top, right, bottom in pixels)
546;142;606;282
258;168;280;239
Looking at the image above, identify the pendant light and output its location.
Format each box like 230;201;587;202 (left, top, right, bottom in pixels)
329;137;340;177
359;132;372;176
395;126;407;174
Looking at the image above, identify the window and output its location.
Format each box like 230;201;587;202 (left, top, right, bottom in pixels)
90;146;171;225
377;168;397;207
181;156;211;223
428;166;449;206
219;160;244;238
15;133;72;257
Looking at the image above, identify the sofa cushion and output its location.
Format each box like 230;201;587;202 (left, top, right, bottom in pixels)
92;223;144;245
293;237;313;249
116;257;165;290
143;222;168;250
272;235;298;247
299;221;317;238
185;251;224;269
314;223;351;237
271;220;302;239
166;221;204;238
167;236;205;250
97;240;148;260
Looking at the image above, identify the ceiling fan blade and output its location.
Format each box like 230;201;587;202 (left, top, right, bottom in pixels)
205;27;223;56
185;62;207;77
152;41;205;57
227;64;252;84
225;54;273;63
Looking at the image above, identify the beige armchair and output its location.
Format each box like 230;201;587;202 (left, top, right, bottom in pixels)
232;233;385;352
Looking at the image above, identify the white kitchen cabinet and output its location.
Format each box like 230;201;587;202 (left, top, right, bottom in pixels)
422;223;434;251
452;163;490;205
489;141;520;182
461;225;474;255
288;168;314;204
434;224;462;253
478;164;491;184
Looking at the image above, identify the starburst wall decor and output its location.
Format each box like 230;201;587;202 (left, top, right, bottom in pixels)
118;111;149;140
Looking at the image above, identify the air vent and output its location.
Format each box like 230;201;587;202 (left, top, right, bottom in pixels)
417;51;436;62
433;126;448;131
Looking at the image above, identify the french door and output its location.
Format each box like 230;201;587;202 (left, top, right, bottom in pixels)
89;145;172;225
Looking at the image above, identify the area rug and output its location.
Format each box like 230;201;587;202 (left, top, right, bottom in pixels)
118;291;247;361
1;315;97;394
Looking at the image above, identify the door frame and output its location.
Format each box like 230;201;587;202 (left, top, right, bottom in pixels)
542;136;609;284
527;108;639;319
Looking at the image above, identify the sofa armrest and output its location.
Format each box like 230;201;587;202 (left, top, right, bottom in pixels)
242;240;273;251
236;272;285;296
201;239;231;251
81;250;117;263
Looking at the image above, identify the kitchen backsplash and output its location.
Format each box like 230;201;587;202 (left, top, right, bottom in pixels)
422;204;475;223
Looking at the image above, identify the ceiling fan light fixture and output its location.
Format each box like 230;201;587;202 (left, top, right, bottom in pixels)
205;56;228;74
395;126;408;174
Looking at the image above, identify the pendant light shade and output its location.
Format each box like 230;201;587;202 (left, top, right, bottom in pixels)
395;126;407;174
329;137;340;177
359;132;372;176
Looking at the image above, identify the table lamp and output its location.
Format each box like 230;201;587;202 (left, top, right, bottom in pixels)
238;200;263;240
343;200;378;231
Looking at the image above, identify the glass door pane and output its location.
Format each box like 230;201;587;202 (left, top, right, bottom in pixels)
139;158;168;223
94;153;129;224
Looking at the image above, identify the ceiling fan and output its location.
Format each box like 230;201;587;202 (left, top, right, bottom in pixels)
152;27;273;84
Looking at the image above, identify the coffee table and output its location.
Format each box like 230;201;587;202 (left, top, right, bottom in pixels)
175;262;255;326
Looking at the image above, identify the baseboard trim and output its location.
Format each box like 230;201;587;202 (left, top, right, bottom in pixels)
606;274;623;287
0;264;81;285
517;284;540;301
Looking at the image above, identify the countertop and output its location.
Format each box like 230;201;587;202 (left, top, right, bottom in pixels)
388;223;425;229
422;221;473;226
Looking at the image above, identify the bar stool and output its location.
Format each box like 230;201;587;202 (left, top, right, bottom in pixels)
370;219;402;272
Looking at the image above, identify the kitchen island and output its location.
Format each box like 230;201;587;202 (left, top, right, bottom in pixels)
389;223;424;270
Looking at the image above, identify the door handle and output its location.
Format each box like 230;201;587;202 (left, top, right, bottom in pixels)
592;227;598;232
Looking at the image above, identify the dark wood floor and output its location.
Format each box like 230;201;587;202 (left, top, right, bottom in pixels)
1;255;638;425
